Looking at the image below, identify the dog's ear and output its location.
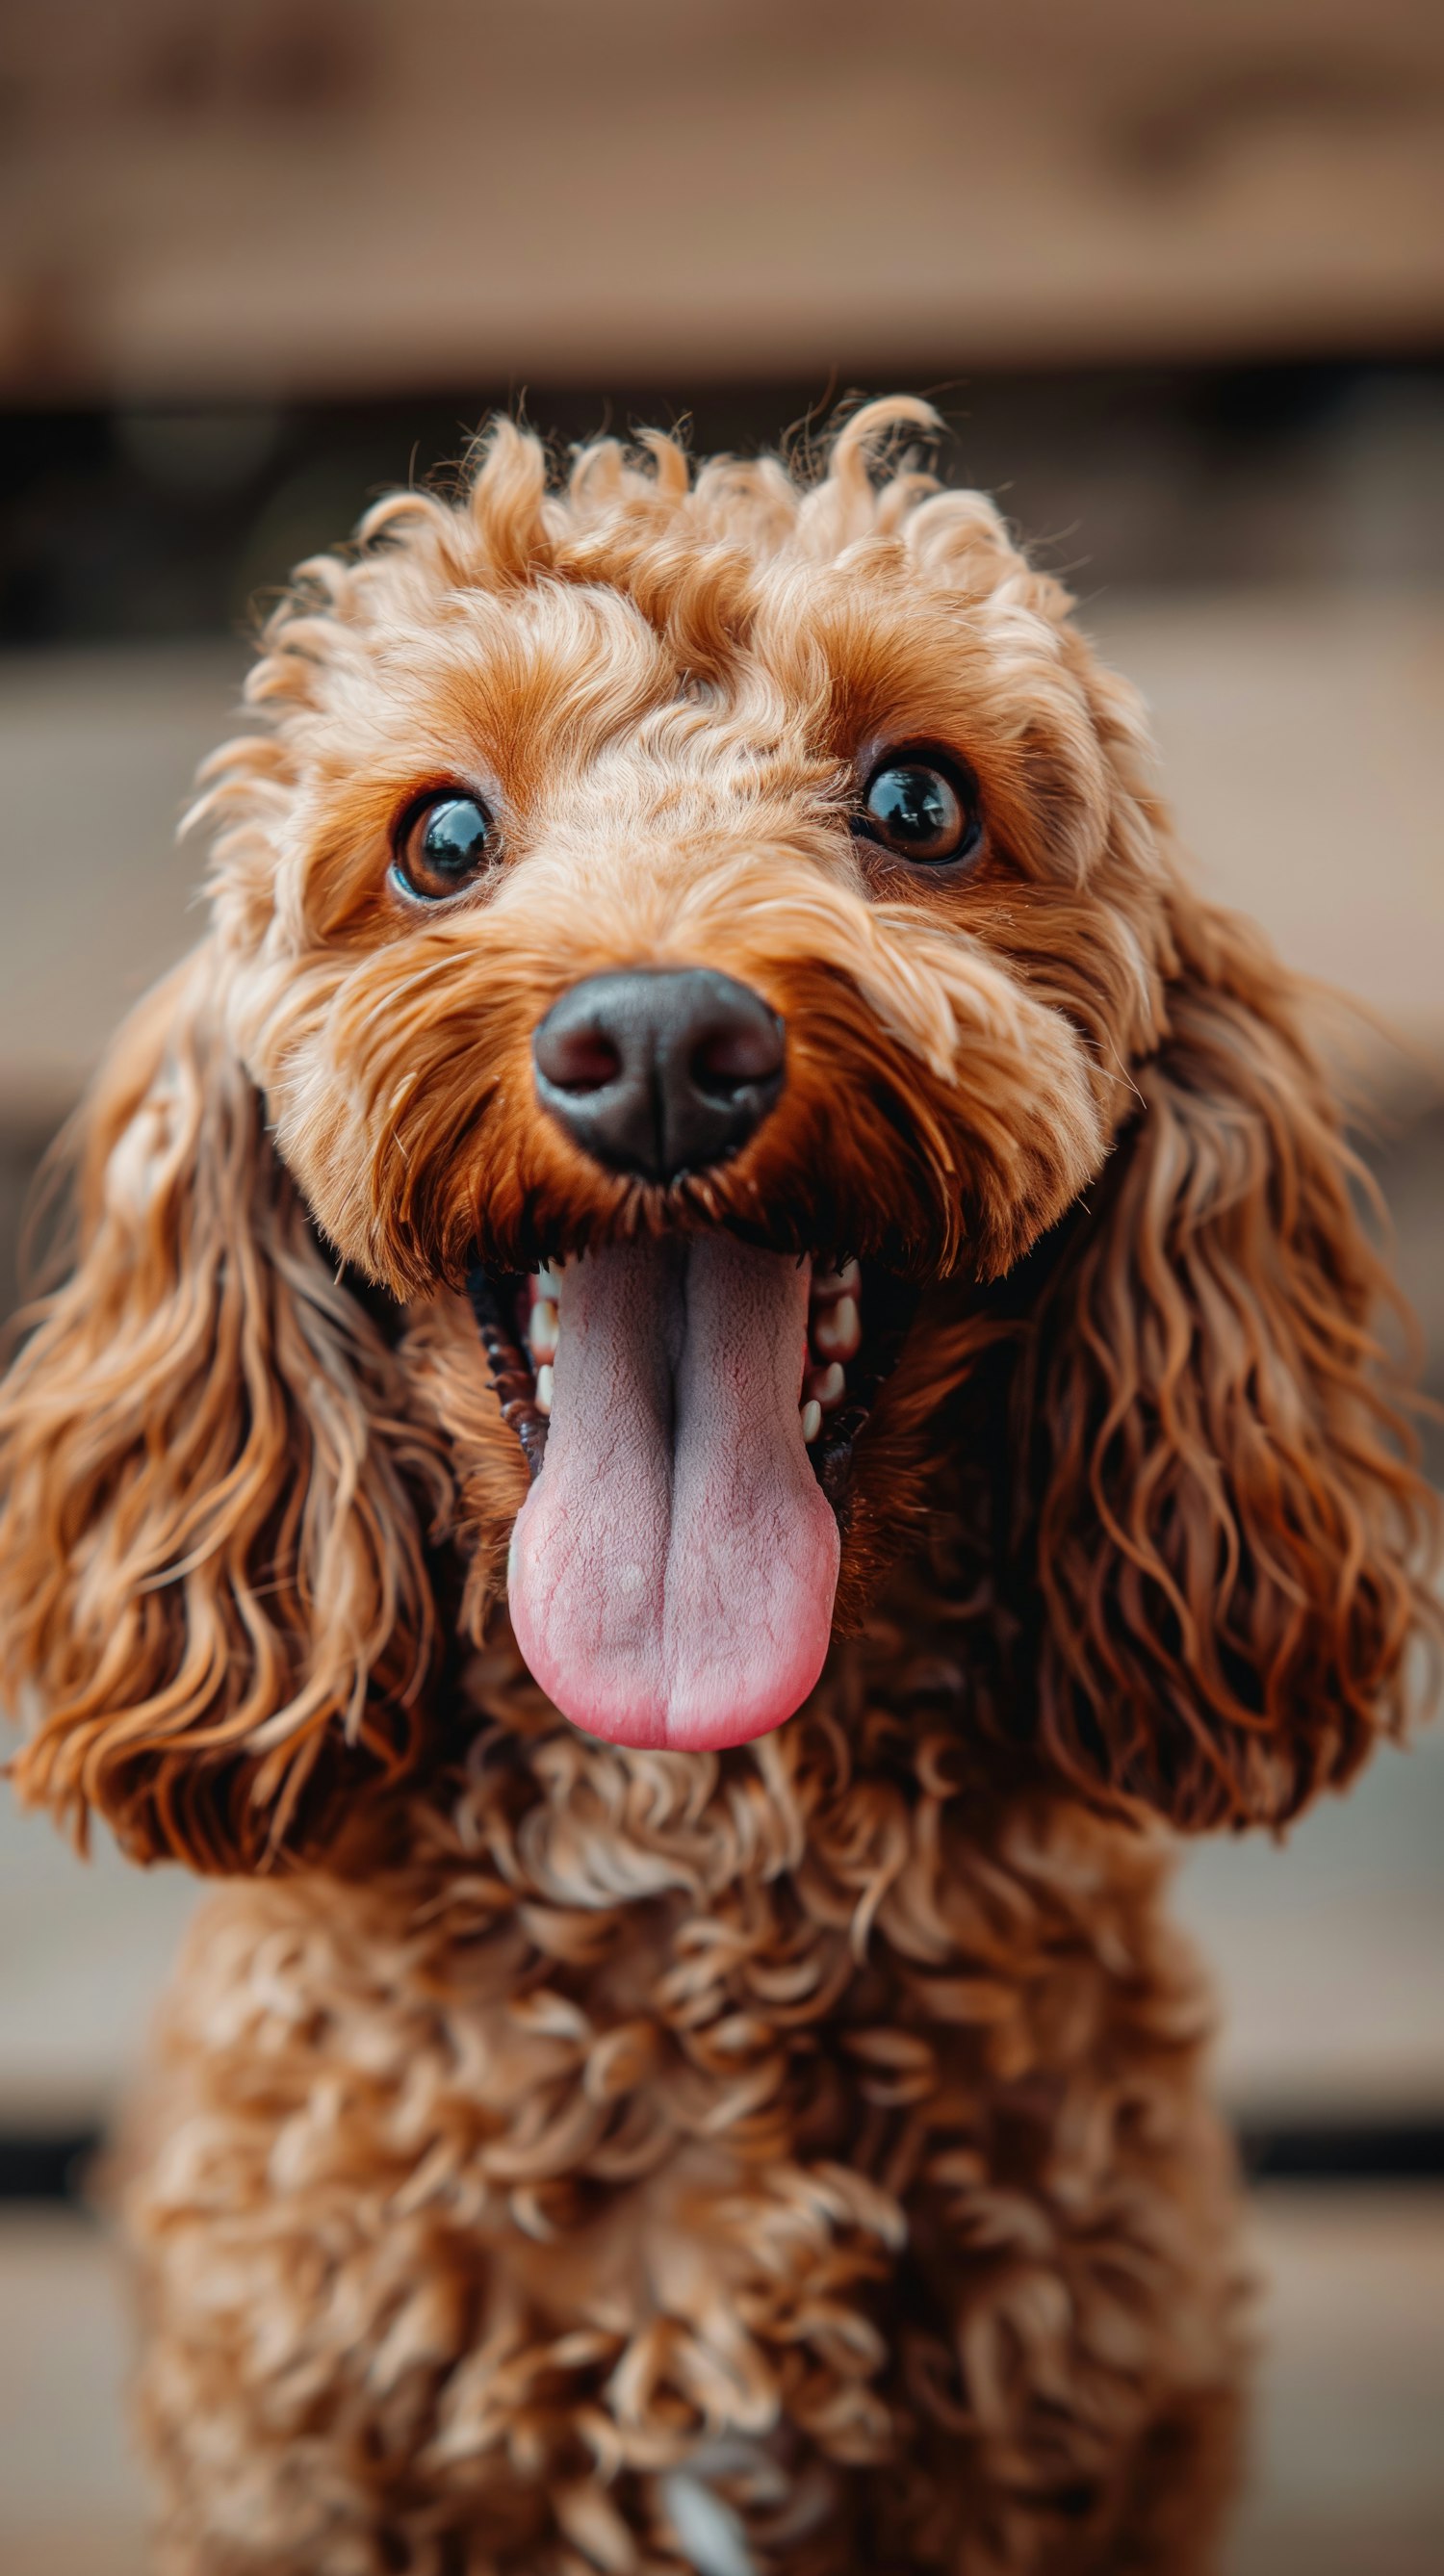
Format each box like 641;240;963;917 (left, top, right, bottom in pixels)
0;946;448;1870
1000;898;1438;1830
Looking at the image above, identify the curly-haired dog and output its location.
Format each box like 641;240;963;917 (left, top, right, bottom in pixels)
0;399;1435;2575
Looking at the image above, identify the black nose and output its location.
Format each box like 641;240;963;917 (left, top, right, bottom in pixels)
533;968;785;1182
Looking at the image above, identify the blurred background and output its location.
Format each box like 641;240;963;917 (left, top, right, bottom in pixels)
0;5;1441;2571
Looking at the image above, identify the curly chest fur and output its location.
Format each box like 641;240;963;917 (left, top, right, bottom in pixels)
128;1629;1239;2557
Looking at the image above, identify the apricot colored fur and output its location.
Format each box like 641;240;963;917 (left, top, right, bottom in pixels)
0;400;1434;2573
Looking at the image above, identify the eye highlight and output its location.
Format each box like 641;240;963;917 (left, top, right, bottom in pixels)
392;791;496;901
856;750;981;868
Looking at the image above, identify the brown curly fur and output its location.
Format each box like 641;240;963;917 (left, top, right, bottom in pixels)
0;399;1435;2574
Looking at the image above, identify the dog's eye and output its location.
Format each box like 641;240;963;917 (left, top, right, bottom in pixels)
392;792;495;900
857;752;980;867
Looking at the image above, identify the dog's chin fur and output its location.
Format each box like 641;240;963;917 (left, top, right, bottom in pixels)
0;401;1436;2571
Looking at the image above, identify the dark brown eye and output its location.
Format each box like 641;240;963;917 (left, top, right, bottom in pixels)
857;752;980;866
392;792;495;900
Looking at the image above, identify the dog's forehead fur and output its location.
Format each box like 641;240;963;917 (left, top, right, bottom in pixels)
206;403;1137;956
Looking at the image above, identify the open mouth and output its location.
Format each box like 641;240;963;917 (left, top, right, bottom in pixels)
467;1240;915;1750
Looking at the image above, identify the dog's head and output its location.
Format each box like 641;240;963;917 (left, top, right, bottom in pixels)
1;401;1433;1866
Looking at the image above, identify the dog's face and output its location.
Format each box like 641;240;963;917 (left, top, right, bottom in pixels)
1;400;1429;1867
217;407;1161;1751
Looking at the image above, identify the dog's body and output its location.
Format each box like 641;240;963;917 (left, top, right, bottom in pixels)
127;1625;1241;2576
0;401;1432;2573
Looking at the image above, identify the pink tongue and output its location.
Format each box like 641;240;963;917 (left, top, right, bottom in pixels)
507;1237;840;1749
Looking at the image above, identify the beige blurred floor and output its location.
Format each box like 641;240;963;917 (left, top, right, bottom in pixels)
0;2189;1439;2576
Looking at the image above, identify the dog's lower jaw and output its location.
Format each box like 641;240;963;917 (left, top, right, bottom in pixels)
467;1249;915;1502
468;1234;923;1751
505;1238;840;1750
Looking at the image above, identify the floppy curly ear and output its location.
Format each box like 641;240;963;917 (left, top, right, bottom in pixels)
1005;898;1438;1830
0;947;449;1870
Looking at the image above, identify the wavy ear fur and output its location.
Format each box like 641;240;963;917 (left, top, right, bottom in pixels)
1001;899;1438;1830
0;948;448;1869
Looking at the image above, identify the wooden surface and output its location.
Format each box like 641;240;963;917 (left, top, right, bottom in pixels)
2;1;1443;399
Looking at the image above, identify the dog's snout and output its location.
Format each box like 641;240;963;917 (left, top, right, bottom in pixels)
533;968;785;1182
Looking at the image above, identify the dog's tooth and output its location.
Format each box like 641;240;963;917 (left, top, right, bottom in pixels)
534;1363;554;1415
800;1398;822;1445
529;1299;559;1362
805;1361;845;1410
811;1257;860;1301
812;1294;860;1362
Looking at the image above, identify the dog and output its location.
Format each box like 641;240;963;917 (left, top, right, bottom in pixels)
0;398;1434;2574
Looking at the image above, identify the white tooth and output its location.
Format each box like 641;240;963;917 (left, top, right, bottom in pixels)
811;1257;860;1301
800;1399;822;1444
529;1299;559;1361
812;1294;860;1362
805;1361;845;1410
534;1363;554;1415
545;1260;566;1296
